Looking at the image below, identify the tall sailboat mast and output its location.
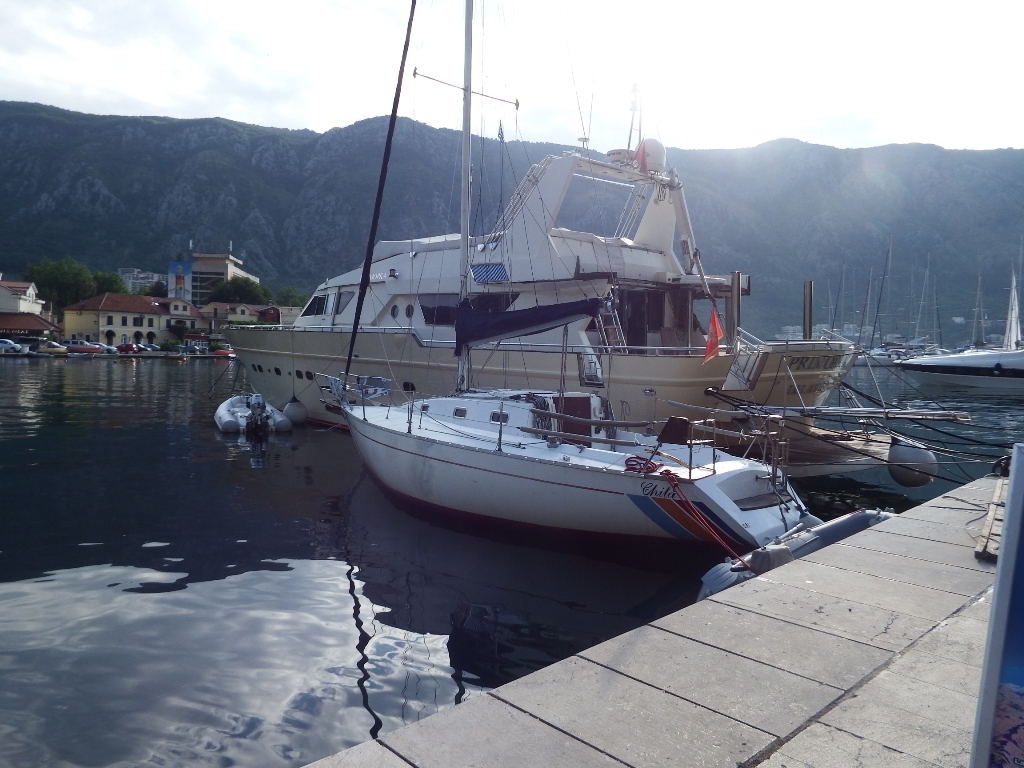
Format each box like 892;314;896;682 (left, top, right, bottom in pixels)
456;0;474;391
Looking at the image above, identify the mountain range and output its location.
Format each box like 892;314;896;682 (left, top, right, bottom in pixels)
2;100;1023;340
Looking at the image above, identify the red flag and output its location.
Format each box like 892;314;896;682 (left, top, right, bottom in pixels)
703;311;724;363
635;139;648;174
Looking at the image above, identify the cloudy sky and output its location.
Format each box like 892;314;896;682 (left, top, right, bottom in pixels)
1;0;1021;152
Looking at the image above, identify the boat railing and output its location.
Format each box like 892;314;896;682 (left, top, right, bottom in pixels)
225;324;854;356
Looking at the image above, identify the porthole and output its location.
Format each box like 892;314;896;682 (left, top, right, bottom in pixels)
390;305;398;318
296;369;302;378
305;371;314;380
490;411;509;424
453;407;467;418
405;304;414;318
257;365;263;372
251;364;257;371
403;381;416;392
420;404;429;413
274;367;281;375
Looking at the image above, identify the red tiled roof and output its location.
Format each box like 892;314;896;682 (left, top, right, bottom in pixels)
151;297;202;318
0;313;61;333
0;280;33;296
63;293;201;317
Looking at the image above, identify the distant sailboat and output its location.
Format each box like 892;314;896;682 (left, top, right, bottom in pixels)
898;270;1024;389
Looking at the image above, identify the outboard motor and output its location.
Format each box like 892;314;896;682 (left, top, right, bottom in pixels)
246;393;271;440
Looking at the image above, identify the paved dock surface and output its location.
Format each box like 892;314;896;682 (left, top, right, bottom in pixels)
309;476;1001;768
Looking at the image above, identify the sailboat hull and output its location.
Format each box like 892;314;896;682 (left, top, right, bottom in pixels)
342;397;804;548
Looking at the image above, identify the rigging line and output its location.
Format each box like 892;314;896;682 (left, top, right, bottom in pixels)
411;69;520;110
565;49;588;146
840;381;1020;441
344;0;417;383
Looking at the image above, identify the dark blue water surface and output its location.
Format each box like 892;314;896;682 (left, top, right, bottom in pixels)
0;357;719;768
1;357;1020;767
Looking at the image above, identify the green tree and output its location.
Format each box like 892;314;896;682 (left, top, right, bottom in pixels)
274;285;309;307
23;258;95;319
146;281;168;297
207;276;273;305
93;271;127;294
168;320;188;342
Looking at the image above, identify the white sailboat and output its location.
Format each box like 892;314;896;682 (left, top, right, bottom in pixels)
339;386;817;547
898;270;1024;389
335;1;821;549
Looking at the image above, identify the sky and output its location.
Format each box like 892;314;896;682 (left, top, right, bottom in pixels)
1;0;1022;153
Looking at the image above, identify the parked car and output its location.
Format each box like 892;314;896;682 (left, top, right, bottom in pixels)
36;341;68;355
63;339;105;353
116;343;141;354
139;343;162;352
94;343;119;354
0;339;23;353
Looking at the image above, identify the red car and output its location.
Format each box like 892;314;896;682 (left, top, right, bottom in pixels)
63;339;105;354
116;343;141;354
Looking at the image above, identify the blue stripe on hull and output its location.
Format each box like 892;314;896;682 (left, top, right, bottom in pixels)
626;494;700;540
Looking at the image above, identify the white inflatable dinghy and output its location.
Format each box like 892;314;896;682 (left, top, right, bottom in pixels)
215;393;292;434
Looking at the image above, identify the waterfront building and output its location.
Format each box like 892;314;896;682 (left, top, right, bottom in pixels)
63;294;202;345
198;303;302;338
0;275;61;337
168;253;260;308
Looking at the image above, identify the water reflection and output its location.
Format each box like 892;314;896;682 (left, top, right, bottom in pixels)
0;359;709;767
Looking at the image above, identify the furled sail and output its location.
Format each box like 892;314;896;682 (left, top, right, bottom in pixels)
454;297;602;355
1003;272;1021;351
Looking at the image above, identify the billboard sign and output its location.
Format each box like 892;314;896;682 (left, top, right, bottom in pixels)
972;443;1024;768
167;261;192;303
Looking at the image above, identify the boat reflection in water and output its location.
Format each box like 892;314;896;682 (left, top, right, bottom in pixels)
229;428;719;693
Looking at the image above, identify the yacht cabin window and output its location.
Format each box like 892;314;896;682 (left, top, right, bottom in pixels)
301;294;328;317
333;291;354;316
420;294;459;326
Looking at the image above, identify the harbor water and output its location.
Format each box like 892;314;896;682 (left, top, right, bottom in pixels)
0;356;1019;767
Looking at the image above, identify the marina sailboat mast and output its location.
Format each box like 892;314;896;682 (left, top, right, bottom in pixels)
456;0;473;391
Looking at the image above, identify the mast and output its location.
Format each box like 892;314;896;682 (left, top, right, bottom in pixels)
456;0;473;391
342;0;417;385
857;266;873;347
972;272;984;346
868;235;891;349
914;255;930;341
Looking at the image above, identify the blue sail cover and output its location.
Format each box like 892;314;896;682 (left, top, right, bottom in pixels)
454;297;602;355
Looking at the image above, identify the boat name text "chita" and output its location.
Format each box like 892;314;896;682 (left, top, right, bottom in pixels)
641;482;675;498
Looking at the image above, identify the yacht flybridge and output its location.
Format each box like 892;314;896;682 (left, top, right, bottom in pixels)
225;141;856;429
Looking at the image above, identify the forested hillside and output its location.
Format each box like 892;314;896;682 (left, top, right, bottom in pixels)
3;100;1023;338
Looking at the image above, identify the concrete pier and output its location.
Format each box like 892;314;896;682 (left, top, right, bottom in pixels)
309;476;1001;768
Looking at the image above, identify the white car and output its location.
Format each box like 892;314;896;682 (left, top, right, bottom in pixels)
0;339;23;353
